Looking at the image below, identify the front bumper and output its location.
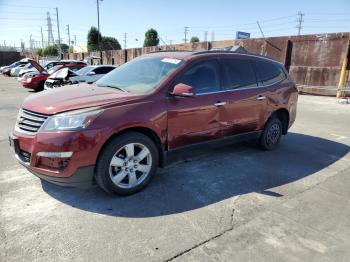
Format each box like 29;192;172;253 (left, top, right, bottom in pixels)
17;154;94;188
9;129;103;187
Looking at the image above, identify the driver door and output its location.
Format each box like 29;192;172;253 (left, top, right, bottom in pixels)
167;59;227;149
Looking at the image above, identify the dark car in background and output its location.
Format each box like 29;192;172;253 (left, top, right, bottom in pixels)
10;51;298;195
44;65;116;90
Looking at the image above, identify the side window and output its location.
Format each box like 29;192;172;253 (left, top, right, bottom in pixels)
70;66;82;72
94;67;114;74
255;60;286;86
176;60;220;94
221;59;257;90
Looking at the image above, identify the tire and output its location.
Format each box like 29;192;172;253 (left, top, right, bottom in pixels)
95;132;159;195
35;81;45;92
259;117;283;150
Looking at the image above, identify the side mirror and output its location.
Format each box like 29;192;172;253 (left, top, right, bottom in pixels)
87;71;96;76
171;83;195;97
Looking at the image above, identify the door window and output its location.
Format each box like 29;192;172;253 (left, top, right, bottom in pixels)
93;67;115;74
175;60;220;94
254;60;286;86
221;59;257;90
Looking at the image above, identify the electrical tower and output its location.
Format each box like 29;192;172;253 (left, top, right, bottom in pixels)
297;11;305;36
184;26;189;43
204;31;208;42
46;12;55;46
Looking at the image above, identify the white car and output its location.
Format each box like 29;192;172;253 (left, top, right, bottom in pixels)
10;63;33;77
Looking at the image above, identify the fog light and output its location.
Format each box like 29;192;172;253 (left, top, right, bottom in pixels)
37;152;73;158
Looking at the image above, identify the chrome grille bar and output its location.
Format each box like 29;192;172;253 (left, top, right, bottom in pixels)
16;109;50;134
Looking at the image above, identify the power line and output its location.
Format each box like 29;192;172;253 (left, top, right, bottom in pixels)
0;3;53;9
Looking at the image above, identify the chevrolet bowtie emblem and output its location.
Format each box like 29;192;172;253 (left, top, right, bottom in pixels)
17;117;24;124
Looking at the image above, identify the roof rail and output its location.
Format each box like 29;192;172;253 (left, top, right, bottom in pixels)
147;50;192;54
192;50;248;56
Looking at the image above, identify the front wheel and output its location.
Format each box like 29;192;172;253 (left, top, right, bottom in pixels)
259;117;283;150
95;132;159;195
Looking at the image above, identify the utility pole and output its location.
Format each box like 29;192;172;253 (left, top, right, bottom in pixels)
211;31;215;42
204;31;208;42
74;35;77;46
184;26;189;43
55;7;62;58
124;32;127;49
40;26;44;49
66;24;71;50
29;34;32;51
297;11;305;36
256;21;265;38
96;0;101;55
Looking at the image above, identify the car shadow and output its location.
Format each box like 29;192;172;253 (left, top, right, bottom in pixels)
41;132;349;218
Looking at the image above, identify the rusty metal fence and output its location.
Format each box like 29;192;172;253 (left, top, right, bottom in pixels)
21;32;350;92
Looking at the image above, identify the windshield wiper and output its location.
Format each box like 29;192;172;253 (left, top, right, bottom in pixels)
97;84;127;92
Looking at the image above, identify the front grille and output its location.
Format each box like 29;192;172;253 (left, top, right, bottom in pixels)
16;109;50;134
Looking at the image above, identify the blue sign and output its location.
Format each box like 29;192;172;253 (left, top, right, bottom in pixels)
236;31;251;39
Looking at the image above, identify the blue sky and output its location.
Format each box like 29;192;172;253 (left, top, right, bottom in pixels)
0;0;349;49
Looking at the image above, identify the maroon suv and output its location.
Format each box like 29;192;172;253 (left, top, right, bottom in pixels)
9;51;298;195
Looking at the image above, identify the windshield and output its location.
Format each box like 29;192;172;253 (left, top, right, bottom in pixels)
47;65;62;74
76;66;93;76
96;57;183;94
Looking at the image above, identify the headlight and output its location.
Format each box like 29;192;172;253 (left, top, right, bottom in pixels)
40;107;103;132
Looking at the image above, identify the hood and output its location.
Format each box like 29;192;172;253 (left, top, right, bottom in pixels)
21;83;142;115
28;59;46;73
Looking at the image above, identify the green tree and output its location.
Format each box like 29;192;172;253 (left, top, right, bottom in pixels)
60;43;69;53
101;36;121;50
37;48;43;57
42;45;58;56
190;36;200;43
87;26;102;51
143;28;159;47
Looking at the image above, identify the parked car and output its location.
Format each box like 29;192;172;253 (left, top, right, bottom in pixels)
10;63;33;77
9;51;298;195
20;60;87;91
18;60;87;79
44;65;116;90
1;59;29;76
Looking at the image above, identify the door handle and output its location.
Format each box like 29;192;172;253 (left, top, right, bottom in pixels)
214;101;226;107
256;95;266;101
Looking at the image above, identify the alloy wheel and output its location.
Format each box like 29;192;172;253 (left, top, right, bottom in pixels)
109;143;152;189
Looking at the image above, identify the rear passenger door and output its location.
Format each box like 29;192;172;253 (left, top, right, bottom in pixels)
219;57;266;136
253;59;288;125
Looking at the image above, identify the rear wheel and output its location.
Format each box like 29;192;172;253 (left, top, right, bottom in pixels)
95;132;158;195
259;117;282;150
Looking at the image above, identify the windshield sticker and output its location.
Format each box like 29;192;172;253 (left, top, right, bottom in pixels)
161;58;182;64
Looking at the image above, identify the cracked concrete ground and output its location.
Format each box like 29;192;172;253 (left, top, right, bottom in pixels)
0;76;349;262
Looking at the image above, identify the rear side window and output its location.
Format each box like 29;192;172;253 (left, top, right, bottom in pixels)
255;60;286;86
176;60;220;94
221;59;257;90
93;67;115;74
